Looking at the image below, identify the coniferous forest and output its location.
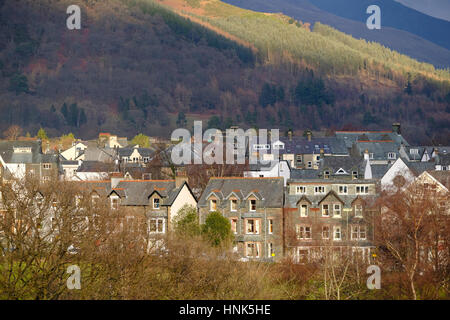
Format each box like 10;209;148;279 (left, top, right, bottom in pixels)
0;0;449;144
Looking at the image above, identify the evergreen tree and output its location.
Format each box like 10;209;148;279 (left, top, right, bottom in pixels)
176;111;187;127
201;211;232;247
36;128;48;140
131;133;150;148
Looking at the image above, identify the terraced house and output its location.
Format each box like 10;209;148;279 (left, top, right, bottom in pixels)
74;174;197;250
0;140;59;182
106;174;197;238
198;177;285;261
284;177;378;264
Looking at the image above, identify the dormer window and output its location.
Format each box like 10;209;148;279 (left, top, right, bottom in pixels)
410;149;419;155
324;171;330;179
230;199;237;212
388;152;396;160
153;198;160;209
91;195;100;206
250;199;256;211
111;197;120;210
352;171;358;179
210;199;217;211
300;204;308;217
336;168;346;174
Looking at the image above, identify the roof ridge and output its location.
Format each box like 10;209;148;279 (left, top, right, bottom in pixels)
210;176;282;180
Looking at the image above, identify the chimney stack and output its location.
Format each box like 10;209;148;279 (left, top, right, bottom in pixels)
392;122;401;135
175;168;188;188
364;149;370;160
111;172;124;188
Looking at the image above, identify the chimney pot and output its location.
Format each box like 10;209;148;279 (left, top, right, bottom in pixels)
392;122;401;134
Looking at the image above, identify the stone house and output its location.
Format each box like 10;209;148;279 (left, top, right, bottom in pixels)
197;177;285;261
285;178;378;263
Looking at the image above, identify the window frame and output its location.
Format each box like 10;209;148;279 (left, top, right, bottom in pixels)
322;204;330;217
153;197;160;210
210;199;217;211
333;226;342;241
148;218;165;234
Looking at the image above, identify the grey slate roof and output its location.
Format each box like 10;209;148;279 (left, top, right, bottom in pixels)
370;164;391;179
335;131;409;148
436;154;450;166
82;146;116;162
0;140;58;164
285;192;377;209
78;181;111;197
406;161;436;175
77;161;117;173
110;180;176;206
320;155;365;173
290;169;320;179
352;141;400;161
277;137;348;155
198;177;284;208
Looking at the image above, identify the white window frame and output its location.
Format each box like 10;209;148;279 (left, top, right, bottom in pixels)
245;242;261;258
153;198;160;209
295;186;306;194
245;218;260;235
300;204;308;217
230;218;238;234
230;199;237;212
148;218;165;234
249;199;256;212
43;163;52;169
333;226;342;241
110;196;120;210
314;186;325;194
210;199;217;211
351;225;366;240
322;204;330;217
338;185;348;195
296;225;312;240
388;152;397;160
267;242;274;258
333;204;341;217
356;186;369;195
268;218;274;234
355;204;363;217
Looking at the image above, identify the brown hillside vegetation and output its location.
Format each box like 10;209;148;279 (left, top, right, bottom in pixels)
0;0;449;144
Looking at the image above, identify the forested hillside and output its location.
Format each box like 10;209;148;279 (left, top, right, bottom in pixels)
0;0;449;144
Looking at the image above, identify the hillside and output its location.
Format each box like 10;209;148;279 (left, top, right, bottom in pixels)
0;0;449;144
311;0;450;51
222;0;450;68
